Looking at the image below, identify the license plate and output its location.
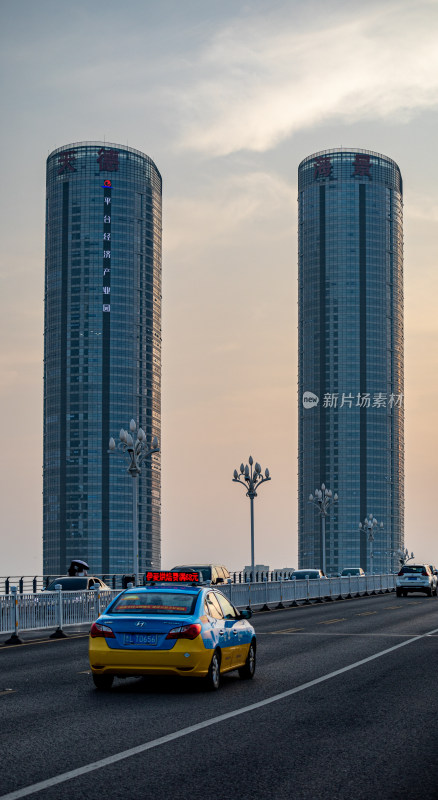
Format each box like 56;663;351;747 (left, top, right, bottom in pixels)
407;577;418;581
123;633;158;646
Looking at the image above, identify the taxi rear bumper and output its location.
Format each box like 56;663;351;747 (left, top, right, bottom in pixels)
89;636;213;677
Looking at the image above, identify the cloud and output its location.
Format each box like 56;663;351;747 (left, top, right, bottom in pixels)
405;193;438;223
164;171;296;255
174;1;438;155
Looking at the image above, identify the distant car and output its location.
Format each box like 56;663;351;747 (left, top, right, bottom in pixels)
396;564;437;597
169;565;230;585
427;566;438;593
291;569;327;580
43;576;111;591
89;578;255;691
341;568;365;577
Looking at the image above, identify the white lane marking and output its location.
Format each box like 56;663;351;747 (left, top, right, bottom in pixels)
257;631;436;637
2;624;438;800
1;634;87;650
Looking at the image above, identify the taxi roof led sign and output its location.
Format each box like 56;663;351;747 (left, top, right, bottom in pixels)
145;570;201;584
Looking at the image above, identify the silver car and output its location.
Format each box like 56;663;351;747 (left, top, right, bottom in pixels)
291;569;327;580
341;567;365;577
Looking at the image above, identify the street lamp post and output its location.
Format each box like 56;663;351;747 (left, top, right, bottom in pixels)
359;514;383;574
232;456;271;581
396;548;414;567
385;548;413;573
308;484;338;575
109;420;159;586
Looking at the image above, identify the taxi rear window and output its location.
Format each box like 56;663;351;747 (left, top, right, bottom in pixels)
109;592;198;615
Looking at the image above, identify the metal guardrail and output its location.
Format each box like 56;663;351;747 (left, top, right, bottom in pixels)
0;576;135;594
1;587;121;641
0;571;297;594
221;574;395;609
1;575;396;640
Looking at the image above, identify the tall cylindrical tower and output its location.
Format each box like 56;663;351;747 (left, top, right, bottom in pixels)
298;148;404;574
44;141;162;576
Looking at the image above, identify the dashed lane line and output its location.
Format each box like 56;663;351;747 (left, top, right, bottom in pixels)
1;634;88;650
271;627;304;634
318;618;345;625
2;624;438;800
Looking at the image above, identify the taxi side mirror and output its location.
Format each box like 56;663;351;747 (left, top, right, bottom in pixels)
238;609;252;620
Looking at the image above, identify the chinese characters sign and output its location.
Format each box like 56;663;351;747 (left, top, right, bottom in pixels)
56;147;119;177
313;153;373;181
57;150;77;175
322;392;402;408
313;156;332;180
102;184;112;313
303;391;403;409
97;148;119;172
352;153;372;179
145;571;201;583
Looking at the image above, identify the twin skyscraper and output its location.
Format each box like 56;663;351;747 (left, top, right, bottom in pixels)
298;150;404;575
43;143;404;577
44;142;162;577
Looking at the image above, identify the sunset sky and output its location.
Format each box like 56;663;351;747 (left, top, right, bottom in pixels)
1;0;437;576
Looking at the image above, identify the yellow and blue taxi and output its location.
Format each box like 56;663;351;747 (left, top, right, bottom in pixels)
89;571;256;691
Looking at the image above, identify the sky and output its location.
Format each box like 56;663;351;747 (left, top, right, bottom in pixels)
1;0;437;577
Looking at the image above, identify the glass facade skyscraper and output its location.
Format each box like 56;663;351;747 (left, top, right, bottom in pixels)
44;141;162;577
298;148;404;574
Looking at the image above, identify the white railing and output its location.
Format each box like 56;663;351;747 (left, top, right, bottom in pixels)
222;573;395;609
1;587;121;638
0;571;295;594
1;575;396;638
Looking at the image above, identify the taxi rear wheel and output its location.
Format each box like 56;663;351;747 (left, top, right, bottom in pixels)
238;640;256;680
93;673;114;691
205;650;221;691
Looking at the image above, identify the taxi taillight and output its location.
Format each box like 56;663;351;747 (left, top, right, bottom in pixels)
165;623;202;640
90;622;115;639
